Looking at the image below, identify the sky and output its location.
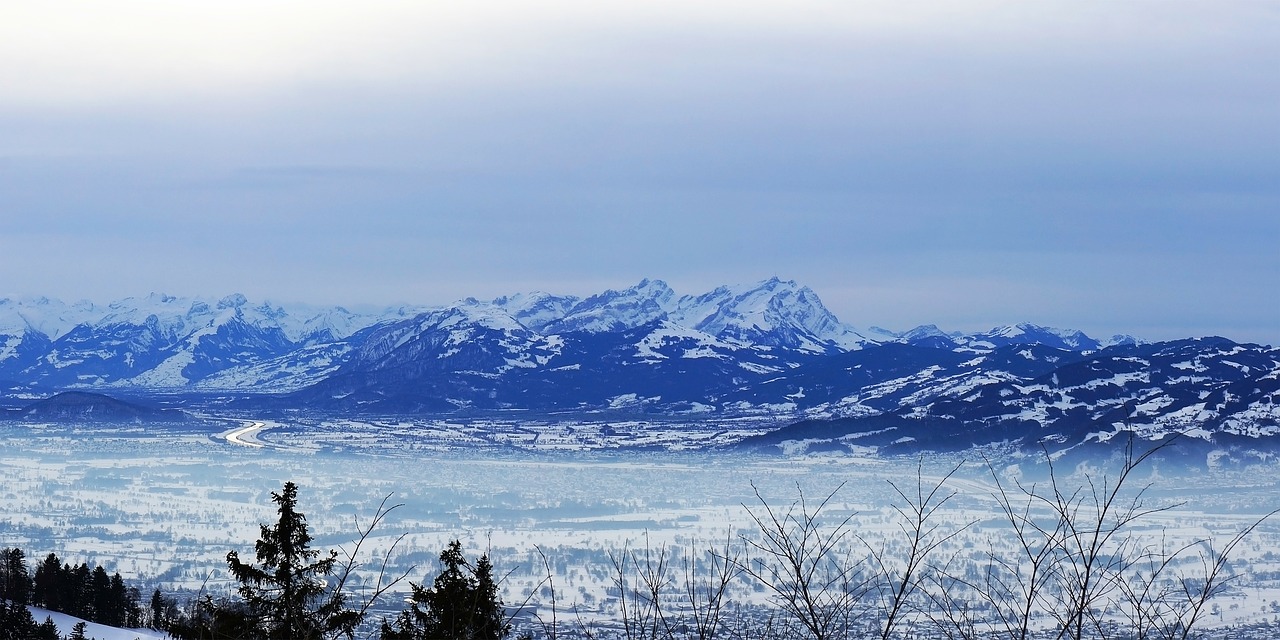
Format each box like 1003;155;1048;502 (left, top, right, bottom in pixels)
1;1;1277;344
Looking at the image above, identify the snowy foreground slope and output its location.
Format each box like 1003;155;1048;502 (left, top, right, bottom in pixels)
25;606;167;640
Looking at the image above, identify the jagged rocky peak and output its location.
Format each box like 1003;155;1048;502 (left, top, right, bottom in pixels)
673;277;796;327
424;298;529;333
218;293;249;309
544;279;677;334
491;291;581;333
970;322;1101;351
340;299;551;373
860;321;1143;353
251;300;289;321
901;324;950;340
671;277;873;351
769;281;847;332
1101;334;1142;347
614;278;677;310
0;298;33;336
865;325;899;336
897;324;960;349
292;305;363;343
98;293;192;331
0;296;100;340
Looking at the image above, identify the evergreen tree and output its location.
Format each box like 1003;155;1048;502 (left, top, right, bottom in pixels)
132;587;145;628
68;562;90;619
224;481;359;640
90;565;111;623
105;572;131;628
165;594;224;640
0;600;38;640
149;588;166;630
148;588;183;632
1;547;33;606
31;553;61;610
35;616;60;640
380;540;508;640
67;621;88;640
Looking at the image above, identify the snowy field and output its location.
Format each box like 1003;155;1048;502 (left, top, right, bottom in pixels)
3;417;1280;637
24;606;167;640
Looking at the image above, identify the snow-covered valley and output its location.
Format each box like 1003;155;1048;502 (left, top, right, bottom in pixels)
3;418;1280;637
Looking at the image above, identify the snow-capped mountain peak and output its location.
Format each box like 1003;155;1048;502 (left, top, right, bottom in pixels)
542;279;677;334
672;277;876;352
217;293;248;309
491;291;581;333
0;296;101;340
0;282;1166;408
901;324;951;340
445;298;531;333
966;322;1101;351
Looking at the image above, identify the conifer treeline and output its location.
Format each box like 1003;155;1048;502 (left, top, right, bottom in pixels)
0;483;504;640
0;546;144;639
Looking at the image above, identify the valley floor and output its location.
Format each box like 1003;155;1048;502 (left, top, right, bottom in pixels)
3;417;1280;637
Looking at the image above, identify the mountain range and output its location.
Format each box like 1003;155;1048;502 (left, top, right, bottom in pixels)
2;279;1276;453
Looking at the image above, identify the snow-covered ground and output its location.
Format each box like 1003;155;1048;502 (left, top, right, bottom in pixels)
2;418;1279;637
25;606;167;640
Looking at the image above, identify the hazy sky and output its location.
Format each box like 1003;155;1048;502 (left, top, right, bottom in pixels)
1;2;1277;344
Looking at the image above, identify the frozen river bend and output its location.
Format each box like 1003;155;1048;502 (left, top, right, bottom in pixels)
220;420;271;448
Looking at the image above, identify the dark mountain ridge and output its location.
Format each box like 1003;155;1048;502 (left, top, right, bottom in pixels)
4;391;188;423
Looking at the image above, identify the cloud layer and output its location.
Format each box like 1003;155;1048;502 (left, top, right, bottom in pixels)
2;2;1277;343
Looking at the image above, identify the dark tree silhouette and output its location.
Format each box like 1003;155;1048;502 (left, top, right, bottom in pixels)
90;565;111;623
68;562;89;618
224;481;360;640
67;621;88;640
1;547;33;606
30;553;61;611
381;540;509;640
0;600;39;640
34;616;59;640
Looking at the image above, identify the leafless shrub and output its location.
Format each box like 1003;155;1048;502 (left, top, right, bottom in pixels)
865;461;971;640
331;493;414;627
920;436;1280;640
602;533;746;640
515;439;1273;640
737;481;870;640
